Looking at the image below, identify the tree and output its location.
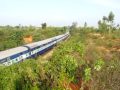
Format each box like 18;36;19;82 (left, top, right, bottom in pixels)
84;22;87;28
98;20;101;30
102;16;108;22
70;22;77;30
98;19;107;32
108;11;115;34
98;11;115;33
108;11;114;22
116;24;120;30
98;20;101;25
41;23;47;29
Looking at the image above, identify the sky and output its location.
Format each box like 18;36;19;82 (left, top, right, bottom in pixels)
0;0;120;27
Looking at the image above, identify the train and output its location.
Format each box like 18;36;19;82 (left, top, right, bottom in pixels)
0;32;69;66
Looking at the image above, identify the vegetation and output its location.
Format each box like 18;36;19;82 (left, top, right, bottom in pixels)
0;12;120;90
98;11;115;34
0;26;65;51
41;23;47;29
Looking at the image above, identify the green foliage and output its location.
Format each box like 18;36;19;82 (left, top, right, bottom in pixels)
45;55;78;88
98;11;115;34
73;42;85;57
0;26;65;51
70;22;78;30
84;67;91;82
92;59;120;90
0;25;120;90
0;59;47;90
108;11;114;22
41;23;47;29
10;31;24;46
94;59;104;71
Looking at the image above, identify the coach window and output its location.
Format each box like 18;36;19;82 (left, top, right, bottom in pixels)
7;57;10;61
16;58;18;61
27;53;29;57
0;59;6;63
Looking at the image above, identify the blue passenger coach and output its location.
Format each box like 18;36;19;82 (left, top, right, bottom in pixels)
0;32;69;66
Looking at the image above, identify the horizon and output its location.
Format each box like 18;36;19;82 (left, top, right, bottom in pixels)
0;0;120;27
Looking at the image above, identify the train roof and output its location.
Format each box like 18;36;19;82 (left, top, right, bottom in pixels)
25;34;64;48
0;46;27;60
25;37;54;48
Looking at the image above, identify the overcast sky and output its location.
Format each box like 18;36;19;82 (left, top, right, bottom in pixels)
0;0;120;26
